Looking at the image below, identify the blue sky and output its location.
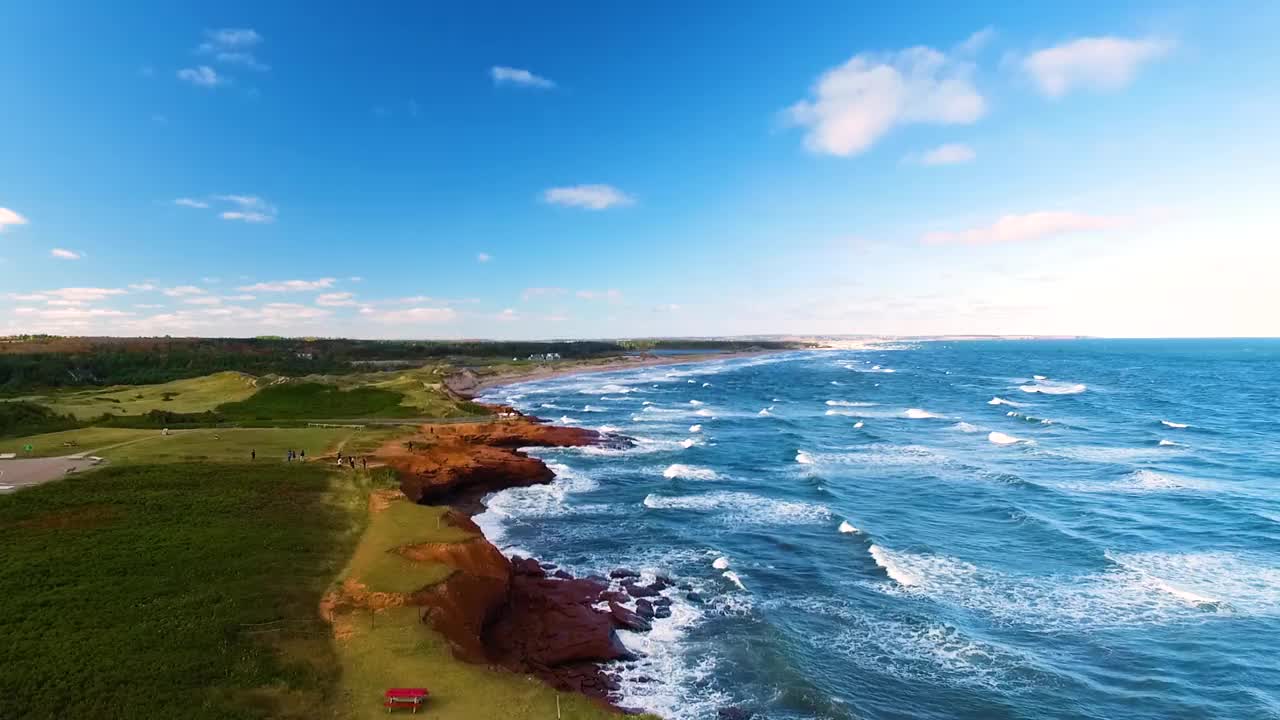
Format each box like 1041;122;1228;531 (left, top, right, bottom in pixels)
2;2;1278;339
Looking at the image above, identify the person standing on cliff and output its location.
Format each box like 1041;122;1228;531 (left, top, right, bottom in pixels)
251;449;256;461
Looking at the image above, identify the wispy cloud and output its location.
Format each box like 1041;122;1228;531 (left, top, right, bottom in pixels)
921;211;1118;246
316;292;358;307
576;289;623;302
238;278;335;292
0;207;29;231
785;38;985;157
216;195;277;223
183;296;221;306
542;184;634;210
476;252;492;263
50;248;82;260
177;65;226;88
163;285;207;297
909;143;976;166
491;66;555;89
11;287;128;303
198;28;269;71
368;306;459;324
128;283;156;291
1023;36;1172;98
174;197;209;209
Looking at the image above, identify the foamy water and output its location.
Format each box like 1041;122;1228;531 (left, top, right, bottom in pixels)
479;340;1280;720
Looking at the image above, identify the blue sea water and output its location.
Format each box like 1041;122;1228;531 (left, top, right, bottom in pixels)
478;340;1280;720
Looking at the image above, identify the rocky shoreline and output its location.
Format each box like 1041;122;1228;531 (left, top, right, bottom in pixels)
377;411;688;710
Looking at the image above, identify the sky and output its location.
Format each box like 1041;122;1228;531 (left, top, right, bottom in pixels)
2;1;1278;339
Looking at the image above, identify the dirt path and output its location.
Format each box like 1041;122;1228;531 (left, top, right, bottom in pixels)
0;456;104;493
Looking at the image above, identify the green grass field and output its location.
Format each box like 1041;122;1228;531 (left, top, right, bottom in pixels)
20;371;260;420
0;462;361;719
217;382;421;420
0;426;357;463
0;426;158;457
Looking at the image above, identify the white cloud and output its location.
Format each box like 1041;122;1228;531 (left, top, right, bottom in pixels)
222;294;256;302
349;276;363;282
496;308;519;321
0;207;29;231
42;287;127;302
164;285;207;297
477;252;492;263
653;303;682;312
1023;36;1172;98
220;210;274;223
490;66;555;89
912;143;976;166
214;194;277;223
786;41;985;157
202;28;262;49
183;296;222;305
174;197;209;208
542;185;634;210
576;289;623;302
958;27;996;55
128;283;156;291
51;248;82;260
238;278;335;292
316;292;358;307
921;211;1118;245
177;65;225;87
369;307;459;324
134;303;164;309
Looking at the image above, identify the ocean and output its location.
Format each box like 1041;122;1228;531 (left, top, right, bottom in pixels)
477;339;1280;720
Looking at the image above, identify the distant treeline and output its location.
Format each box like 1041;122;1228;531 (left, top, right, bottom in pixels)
0;337;803;395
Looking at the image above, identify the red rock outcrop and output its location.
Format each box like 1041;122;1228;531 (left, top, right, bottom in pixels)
376;414;638;704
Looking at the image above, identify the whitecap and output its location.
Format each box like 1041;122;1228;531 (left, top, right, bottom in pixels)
795;450;815;464
1019;380;1086;395
988;431;1020;445
722;571;747;591
826;399;878;407
712;556;730;570
904;408;944;419
1158;439;1179;447
701;382;712;388
1161;420;1189;429
558;415;580;425
663;464;717;481
680;438;697;449
757;407;773;416
869;544;923;587
688;424;702;433
598;424;620;433
1033;374;1047;380
694;408;714;417
642;491;831;525
689;399;704;406
953;421;981;433
853;421;865;429
838;520;860;534
987;396;1023;407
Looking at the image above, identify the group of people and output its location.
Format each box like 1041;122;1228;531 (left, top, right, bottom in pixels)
335;451;368;470
245;447;367;469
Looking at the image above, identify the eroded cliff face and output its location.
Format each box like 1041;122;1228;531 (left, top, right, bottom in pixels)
376;415;644;702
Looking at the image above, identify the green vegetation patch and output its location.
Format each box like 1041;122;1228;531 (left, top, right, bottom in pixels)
0;400;83;439
0;462;359;719
21;371;259;420
219;383;419;420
